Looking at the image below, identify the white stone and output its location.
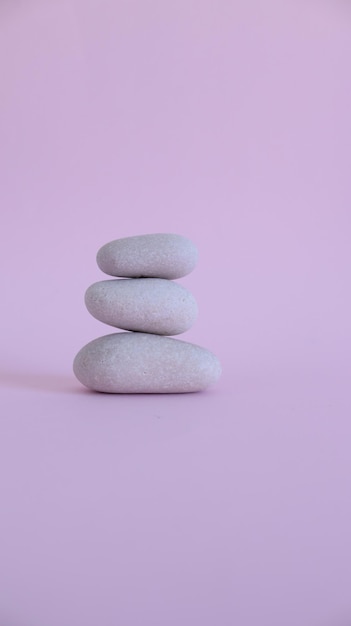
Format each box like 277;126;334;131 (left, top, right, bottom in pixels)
73;333;221;393
85;278;198;335
96;233;198;279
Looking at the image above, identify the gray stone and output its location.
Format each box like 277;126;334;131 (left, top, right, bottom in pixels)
73;332;221;393
85;278;198;335
96;233;198;279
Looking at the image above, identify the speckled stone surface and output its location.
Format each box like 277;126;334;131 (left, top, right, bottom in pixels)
85;278;198;335
73;332;221;393
96;233;198;279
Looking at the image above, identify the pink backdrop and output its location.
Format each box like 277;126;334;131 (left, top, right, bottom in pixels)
1;1;351;624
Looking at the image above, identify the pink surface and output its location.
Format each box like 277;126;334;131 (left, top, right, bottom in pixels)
1;1;351;625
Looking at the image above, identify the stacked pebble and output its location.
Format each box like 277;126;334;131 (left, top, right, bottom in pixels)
73;234;221;393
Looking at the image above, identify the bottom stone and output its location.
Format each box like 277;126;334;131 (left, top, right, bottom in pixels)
73;332;221;393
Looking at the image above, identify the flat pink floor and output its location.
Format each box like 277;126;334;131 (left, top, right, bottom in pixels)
1;363;351;626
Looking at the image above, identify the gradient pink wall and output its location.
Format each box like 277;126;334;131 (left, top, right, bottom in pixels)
1;1;351;625
1;0;350;376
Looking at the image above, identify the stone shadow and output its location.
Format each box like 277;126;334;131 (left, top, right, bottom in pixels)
0;369;82;394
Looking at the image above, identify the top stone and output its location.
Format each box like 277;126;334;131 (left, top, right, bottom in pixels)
96;233;198;279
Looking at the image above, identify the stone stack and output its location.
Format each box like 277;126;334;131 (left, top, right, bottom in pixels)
73;233;221;393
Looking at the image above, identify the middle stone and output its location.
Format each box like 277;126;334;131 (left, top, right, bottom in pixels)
85;278;198;336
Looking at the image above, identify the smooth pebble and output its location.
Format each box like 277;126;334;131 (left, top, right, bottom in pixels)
96;233;198;279
85;278;198;335
73;332;221;393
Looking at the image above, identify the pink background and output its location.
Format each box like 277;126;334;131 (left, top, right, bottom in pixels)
1;1;351;624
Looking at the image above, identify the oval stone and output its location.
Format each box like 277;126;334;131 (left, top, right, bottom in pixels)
96;233;198;279
73;333;221;393
85;278;198;335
